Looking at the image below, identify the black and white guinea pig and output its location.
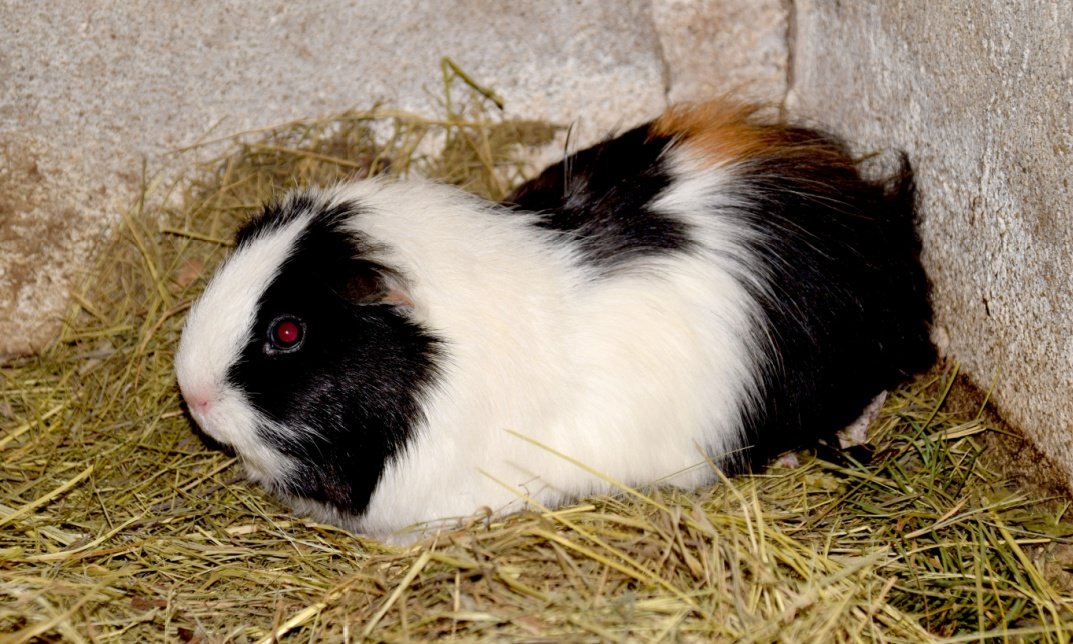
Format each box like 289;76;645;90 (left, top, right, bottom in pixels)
175;101;933;536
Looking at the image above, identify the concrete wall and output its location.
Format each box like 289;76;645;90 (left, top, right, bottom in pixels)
786;1;1073;485
5;1;1072;486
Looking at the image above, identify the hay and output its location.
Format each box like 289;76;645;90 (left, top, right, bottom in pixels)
3;78;1073;642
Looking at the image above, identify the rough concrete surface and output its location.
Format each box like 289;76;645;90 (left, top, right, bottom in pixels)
787;1;1073;485
652;0;788;104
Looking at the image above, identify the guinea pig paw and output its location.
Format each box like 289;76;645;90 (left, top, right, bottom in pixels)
774;452;801;469
837;390;889;448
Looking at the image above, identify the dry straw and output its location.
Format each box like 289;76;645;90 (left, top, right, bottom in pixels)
3;72;1073;642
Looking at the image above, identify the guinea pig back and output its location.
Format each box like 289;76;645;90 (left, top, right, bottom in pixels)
174;101;933;536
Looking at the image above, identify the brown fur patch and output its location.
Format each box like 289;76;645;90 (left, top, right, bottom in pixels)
650;100;847;168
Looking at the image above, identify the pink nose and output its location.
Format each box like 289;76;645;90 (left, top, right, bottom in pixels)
180;385;215;416
189;396;213;415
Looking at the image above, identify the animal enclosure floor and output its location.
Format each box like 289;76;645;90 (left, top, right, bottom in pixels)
3;93;1072;642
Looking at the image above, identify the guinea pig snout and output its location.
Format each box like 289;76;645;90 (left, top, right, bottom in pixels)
178;383;216;421
187;394;214;415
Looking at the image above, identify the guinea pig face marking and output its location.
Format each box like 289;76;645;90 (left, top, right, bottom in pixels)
178;188;443;519
176;208;314;476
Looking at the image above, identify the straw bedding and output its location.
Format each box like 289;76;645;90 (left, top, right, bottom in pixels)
3;81;1073;642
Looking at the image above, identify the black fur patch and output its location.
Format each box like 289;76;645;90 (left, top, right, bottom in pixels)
229;197;441;515
510;121;932;471
504;124;692;268
723;131;934;469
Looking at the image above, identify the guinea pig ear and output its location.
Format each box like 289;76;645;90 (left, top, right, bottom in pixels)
342;261;415;309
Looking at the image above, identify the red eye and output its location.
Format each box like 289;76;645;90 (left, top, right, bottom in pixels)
269;317;304;351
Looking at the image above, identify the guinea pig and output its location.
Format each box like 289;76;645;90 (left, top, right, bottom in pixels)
174;101;933;536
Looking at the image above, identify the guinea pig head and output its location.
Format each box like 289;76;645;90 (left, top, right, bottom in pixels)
174;191;440;517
